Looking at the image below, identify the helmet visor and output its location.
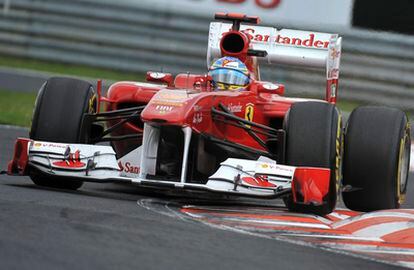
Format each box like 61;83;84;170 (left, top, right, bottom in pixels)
209;68;250;87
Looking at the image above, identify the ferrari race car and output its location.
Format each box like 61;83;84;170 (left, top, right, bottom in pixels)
6;13;411;215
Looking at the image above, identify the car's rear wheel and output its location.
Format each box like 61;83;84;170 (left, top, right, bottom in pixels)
283;102;342;216
342;106;410;211
29;77;96;190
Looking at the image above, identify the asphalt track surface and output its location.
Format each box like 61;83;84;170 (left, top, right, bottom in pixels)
0;126;412;270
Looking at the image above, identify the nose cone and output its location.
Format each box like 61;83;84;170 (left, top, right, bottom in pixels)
141;89;201;126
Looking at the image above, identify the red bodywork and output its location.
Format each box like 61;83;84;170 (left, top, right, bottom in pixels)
102;76;330;204
105;77;293;155
8;138;30;175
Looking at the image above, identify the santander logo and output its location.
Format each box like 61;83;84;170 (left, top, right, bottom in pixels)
118;161;140;174
275;33;329;48
241;28;330;49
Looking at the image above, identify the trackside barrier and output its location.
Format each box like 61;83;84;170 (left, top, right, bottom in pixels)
0;0;413;111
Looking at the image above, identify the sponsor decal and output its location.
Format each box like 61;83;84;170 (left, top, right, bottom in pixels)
118;161;140;174
245;103;254;123
275;33;329;48
258;162;295;173
222;59;232;67
227;103;243;113
328;68;339;79
222;60;239;69
240;28;272;42
241;29;330;49
193;112;203;124
155;105;173;112
152;91;192;107
156;92;188;101
330;48;341;59
152;101;184;107
33;142;67;149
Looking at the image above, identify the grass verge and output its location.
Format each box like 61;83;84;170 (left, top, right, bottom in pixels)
0;89;36;127
336;100;361;114
0;55;144;127
0;55;145;82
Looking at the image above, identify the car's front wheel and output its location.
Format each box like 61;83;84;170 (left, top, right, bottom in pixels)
29;77;96;190
283;102;342;216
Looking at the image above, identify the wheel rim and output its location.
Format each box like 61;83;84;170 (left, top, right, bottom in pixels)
397;125;410;205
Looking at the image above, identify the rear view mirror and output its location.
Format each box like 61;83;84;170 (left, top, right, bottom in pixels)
256;82;285;95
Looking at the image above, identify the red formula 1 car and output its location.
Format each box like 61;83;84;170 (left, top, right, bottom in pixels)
6;13;411;215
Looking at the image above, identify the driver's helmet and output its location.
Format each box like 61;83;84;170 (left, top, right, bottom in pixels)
208;57;250;91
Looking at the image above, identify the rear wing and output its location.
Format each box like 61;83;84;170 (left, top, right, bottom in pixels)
207;22;342;102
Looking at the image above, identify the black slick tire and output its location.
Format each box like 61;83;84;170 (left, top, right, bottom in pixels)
283;102;342;216
342;106;410;211
29;77;96;190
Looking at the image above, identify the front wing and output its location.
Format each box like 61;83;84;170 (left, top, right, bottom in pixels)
7;138;330;205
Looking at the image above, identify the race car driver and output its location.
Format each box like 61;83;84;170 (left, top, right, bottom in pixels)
208;56;250;91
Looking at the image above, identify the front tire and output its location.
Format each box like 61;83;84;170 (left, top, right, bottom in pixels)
342;106;410;211
283;102;342;216
29;77;96;190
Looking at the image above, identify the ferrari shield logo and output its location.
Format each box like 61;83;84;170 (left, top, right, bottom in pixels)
245;103;254;126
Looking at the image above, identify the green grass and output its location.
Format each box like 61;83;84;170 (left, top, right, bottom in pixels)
0;89;36;127
0;55;145;127
0;55;145;82
336;100;361;114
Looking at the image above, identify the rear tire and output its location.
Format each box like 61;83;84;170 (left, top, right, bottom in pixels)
342;106;410;211
283;102;342;216
29;77;96;190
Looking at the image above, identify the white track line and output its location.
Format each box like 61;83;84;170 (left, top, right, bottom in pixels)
411;142;414;171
